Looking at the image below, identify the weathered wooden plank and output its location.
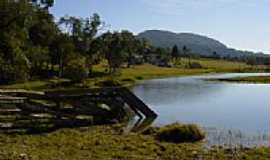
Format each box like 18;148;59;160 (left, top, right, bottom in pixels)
0;89;43;96
0;109;21;115
0;119;94;131
0;87;158;128
45;88;103;96
0;95;28;104
116;87;158;118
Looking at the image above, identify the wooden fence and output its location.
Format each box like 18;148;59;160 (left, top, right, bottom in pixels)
0;87;157;133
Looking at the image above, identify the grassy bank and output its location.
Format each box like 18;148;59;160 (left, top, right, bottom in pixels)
1;58;268;90
0;124;269;160
213;76;270;84
0;65;211;90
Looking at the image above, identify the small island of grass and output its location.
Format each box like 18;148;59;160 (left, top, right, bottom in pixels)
213;76;270;84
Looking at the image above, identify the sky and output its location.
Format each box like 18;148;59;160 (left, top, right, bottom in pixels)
51;0;270;53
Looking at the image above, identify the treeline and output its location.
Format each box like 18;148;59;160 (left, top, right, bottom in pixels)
0;0;153;83
0;0;180;84
170;45;270;66
1;0;269;84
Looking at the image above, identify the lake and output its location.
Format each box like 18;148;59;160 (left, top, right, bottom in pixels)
131;73;270;146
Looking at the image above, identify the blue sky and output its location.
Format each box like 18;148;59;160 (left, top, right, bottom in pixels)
51;0;270;53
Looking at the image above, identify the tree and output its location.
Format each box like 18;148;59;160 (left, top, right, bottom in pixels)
212;51;220;59
120;30;138;67
101;31;128;73
0;0;54;30
171;45;179;60
182;45;192;66
50;34;75;77
58;13;103;76
82;14;102;74
31;0;54;9
182;46;188;56
0;0;58;82
63;54;89;82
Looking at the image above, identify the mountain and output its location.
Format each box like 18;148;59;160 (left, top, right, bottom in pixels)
137;30;265;58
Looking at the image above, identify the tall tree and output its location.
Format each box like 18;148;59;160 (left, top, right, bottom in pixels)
171;45;179;60
120;30;138;67
101;31;129;73
50;34;75;77
182;46;192;66
59;13;103;75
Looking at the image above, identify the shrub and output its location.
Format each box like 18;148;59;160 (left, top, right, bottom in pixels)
63;56;89;82
96;80;120;87
155;123;205;143
0;63;30;84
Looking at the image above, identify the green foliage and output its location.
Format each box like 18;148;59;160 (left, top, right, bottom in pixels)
0;64;29;84
0;0;58;83
101;31;128;72
63;55;89;82
171;45;179;59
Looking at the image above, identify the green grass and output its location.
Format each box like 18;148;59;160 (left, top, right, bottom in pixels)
213;76;270;84
1;58;268;90
0;78;71;91
1;80;50;90
0;124;269;160
175;58;267;72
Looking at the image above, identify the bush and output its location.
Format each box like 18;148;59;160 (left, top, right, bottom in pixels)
63;56;89;82
155;123;205;143
0;63;30;84
96;80;120;87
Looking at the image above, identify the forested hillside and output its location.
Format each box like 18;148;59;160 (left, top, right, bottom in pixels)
138;30;268;58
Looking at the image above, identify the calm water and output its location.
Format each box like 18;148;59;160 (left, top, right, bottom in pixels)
131;73;270;146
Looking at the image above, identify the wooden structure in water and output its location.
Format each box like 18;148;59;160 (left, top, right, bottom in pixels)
0;87;157;133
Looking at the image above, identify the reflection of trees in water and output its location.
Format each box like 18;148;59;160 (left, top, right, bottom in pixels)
132;79;225;106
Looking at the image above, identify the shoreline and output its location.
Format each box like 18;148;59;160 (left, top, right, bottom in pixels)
0;124;269;159
209;76;270;84
1;60;269;90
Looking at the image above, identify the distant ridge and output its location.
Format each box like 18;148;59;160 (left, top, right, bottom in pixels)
137;30;267;57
